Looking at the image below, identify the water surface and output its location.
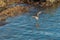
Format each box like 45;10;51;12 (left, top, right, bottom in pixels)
0;4;60;40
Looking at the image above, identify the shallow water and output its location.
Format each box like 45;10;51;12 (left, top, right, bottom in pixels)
0;4;60;40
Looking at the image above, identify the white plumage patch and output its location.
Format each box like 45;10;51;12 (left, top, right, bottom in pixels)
32;11;42;20
32;16;39;20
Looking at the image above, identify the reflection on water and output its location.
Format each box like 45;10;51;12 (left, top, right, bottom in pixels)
0;3;60;40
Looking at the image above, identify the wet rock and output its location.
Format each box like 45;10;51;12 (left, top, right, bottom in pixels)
0;21;8;26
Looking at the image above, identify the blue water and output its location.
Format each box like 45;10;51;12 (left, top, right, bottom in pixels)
0;4;60;40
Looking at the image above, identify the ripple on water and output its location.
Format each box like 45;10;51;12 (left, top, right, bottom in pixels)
0;4;60;40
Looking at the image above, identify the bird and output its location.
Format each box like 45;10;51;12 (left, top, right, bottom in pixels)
32;11;42;20
32;11;42;27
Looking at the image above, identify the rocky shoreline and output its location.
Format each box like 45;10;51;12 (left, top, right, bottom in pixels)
0;0;60;7
0;0;60;22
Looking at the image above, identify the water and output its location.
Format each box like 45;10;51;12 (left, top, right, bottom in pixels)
0;4;60;40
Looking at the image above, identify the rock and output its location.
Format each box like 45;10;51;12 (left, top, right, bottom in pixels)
0;21;8;26
46;0;56;3
0;0;6;7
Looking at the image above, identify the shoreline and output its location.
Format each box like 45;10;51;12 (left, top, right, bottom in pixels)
0;0;60;22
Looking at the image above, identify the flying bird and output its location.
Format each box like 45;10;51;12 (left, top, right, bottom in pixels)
32;11;42;20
